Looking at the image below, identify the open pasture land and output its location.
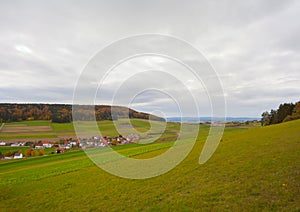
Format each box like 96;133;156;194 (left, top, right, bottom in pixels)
0;119;299;211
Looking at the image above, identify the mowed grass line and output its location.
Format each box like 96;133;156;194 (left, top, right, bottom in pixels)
0;120;299;211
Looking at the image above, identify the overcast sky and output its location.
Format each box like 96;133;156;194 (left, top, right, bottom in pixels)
0;0;299;117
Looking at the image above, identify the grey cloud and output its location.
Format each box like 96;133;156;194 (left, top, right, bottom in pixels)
0;0;299;117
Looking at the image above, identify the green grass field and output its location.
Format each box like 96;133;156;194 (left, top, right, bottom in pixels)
0;119;299;211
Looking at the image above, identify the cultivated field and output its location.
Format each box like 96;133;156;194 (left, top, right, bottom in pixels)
0;119;165;141
0;121;57;141
0;119;299;211
0;119;257;142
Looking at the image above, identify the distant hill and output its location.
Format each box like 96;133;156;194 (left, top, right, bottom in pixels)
0;103;165;123
166;117;260;123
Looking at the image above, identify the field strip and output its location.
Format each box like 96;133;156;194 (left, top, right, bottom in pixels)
0;143;176;175
0;137;202;177
0;155;89;175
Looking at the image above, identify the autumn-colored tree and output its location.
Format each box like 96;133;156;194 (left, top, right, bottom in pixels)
4;151;12;157
39;149;45;156
31;150;38;157
0;103;164;123
283;102;300;122
24;149;32;157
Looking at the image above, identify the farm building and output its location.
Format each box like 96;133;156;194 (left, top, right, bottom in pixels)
42;141;52;148
14;153;23;159
11;143;20;147
35;144;43;149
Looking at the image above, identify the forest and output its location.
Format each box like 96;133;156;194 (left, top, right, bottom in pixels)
0;104;164;123
261;101;300;126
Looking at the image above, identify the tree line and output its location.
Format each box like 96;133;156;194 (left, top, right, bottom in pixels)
261;101;300;126
0;104;165;123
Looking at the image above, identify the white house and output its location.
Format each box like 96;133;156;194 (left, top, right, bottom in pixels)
42;142;52;148
70;141;77;146
14;153;23;159
99;142;106;147
11;143;20;147
35;144;43;149
65;144;71;149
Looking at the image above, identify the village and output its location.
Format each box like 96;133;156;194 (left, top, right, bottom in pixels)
0;133;140;160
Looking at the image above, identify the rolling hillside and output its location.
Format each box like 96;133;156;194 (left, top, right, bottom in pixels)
0;103;165;123
0;119;299;211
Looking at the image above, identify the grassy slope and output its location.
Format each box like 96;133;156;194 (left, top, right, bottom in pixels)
0;120;299;211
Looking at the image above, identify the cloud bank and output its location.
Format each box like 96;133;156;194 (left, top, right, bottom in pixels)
1;0;299;117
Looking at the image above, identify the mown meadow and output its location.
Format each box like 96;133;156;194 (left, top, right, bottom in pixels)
0;119;299;211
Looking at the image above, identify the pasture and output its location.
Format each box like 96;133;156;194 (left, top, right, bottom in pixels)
0;119;299;211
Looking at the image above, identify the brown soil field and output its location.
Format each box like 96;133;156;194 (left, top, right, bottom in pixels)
4;124;27;127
